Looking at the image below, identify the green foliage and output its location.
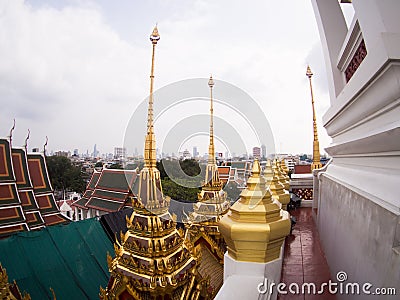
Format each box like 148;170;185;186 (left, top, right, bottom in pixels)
157;159;202;202
46;156;86;193
94;161;103;168
157;159;201;179
299;154;308;161
161;178;199;202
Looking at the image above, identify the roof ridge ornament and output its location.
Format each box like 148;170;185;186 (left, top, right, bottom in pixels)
43;136;48;156
23;129;30;151
8;118;15;145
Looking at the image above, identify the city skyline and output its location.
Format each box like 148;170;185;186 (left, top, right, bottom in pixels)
0;0;354;156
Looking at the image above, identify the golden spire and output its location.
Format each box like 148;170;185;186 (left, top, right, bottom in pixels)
208;75;215;165
190;76;228;223
144;25;160;168
203;75;222;188
306;66;322;170
137;26;166;209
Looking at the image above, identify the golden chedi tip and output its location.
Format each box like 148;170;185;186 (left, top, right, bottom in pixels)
269;160;290;210
218;159;291;263
150;25;160;44
275;159;290;191
306;65;313;78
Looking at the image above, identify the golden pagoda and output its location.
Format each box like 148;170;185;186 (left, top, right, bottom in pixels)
190;76;230;225
306;66;323;171
263;159;274;184
274;159;290;191
218;159;291;263
100;26;207;300
269;160;290;210
263;160;281;208
185;76;230;297
280;158;289;175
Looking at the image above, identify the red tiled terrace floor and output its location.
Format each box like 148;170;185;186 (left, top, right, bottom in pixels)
278;208;336;300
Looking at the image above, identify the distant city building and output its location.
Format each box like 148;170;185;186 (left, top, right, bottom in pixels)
252;146;261;158
73;149;79;156
114;147;126;160
32;147;39;153
284;157;295;171
192;146;198;158
261;144;266;159
93;144;97;158
54;151;70;157
181;149;191;160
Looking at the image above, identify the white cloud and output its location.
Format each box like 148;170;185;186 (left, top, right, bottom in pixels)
0;0;146;153
0;0;333;156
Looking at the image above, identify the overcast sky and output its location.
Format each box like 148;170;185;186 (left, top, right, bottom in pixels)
0;0;354;157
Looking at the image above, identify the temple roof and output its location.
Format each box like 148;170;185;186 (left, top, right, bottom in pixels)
217;166;231;185
27;153;53;194
72;172;100;209
99;208;133;243
197;243;223;296
11;148;33;190
0;139;15;182
26;152;69;226
0;139;28;236
0;218;113;300
74;169;138;213
0;137;68;237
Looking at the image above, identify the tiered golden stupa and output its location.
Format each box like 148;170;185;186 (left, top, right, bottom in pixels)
274;159;290;191
218;159;291;263
306;66;322;171
100;27;207;300
263;160;280;207
190;76;230;226
280;159;289;175
266;160;290;210
185;76;230;296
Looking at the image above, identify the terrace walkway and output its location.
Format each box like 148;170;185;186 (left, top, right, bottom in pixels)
278;208;336;300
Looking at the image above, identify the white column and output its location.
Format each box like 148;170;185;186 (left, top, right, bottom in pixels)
311;0;348;101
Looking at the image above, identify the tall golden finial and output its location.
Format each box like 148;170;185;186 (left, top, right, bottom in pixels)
208;75;215;165
144;25;160;168
306;66;322;170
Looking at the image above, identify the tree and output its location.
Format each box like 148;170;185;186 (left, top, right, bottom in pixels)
46;156;86;193
157;159;202;202
94;161;103;168
161;178;199;202
157;159;201;179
